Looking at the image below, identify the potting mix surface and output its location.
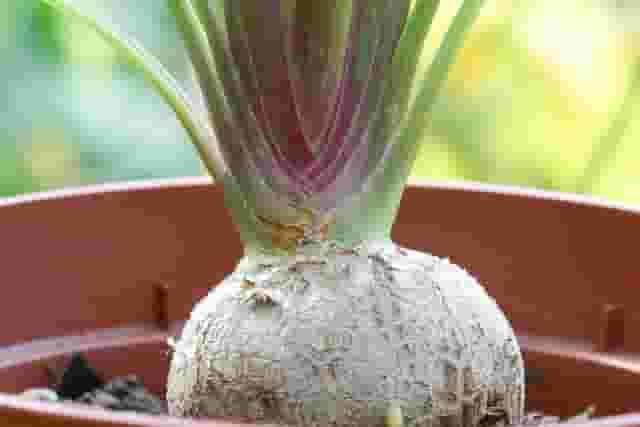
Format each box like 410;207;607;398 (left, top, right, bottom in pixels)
15;353;593;427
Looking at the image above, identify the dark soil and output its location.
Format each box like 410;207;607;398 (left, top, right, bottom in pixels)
20;352;167;415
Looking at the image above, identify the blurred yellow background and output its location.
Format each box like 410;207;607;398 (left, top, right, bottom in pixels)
1;1;638;204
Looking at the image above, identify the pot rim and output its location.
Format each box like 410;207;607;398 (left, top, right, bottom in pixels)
1;177;637;217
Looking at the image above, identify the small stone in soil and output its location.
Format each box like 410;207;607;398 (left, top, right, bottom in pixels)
55;353;103;400
19;388;60;402
77;375;167;415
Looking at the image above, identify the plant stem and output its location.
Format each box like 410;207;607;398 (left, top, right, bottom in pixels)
39;0;227;181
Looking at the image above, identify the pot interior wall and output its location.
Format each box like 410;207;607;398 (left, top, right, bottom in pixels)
1;179;640;426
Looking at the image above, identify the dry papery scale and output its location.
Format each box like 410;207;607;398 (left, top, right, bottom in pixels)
38;1;524;426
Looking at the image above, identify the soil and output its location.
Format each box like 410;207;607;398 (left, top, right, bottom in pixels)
19;353;167;415
15;353;594;426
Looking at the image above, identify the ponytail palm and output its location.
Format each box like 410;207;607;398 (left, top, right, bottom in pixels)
35;1;524;426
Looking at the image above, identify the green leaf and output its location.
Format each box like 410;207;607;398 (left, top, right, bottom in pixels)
362;0;440;186
194;0;226;33
391;0;441;113
171;0;230;144
38;0;226;181
197;0;297;196
408;0;486;130
287;0;353;147
181;0;283;217
372;0;486;214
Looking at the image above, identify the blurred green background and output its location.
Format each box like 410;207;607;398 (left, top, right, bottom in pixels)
1;0;638;204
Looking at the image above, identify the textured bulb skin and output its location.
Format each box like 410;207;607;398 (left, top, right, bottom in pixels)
167;241;524;427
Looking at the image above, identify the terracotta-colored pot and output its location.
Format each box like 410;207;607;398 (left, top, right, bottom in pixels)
1;178;639;427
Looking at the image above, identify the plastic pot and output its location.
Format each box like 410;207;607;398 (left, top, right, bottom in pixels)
1;178;639;426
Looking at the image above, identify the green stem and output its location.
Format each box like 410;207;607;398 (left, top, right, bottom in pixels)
391;0;441;116
171;0;234;160
333;0;486;246
39;0;227;181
